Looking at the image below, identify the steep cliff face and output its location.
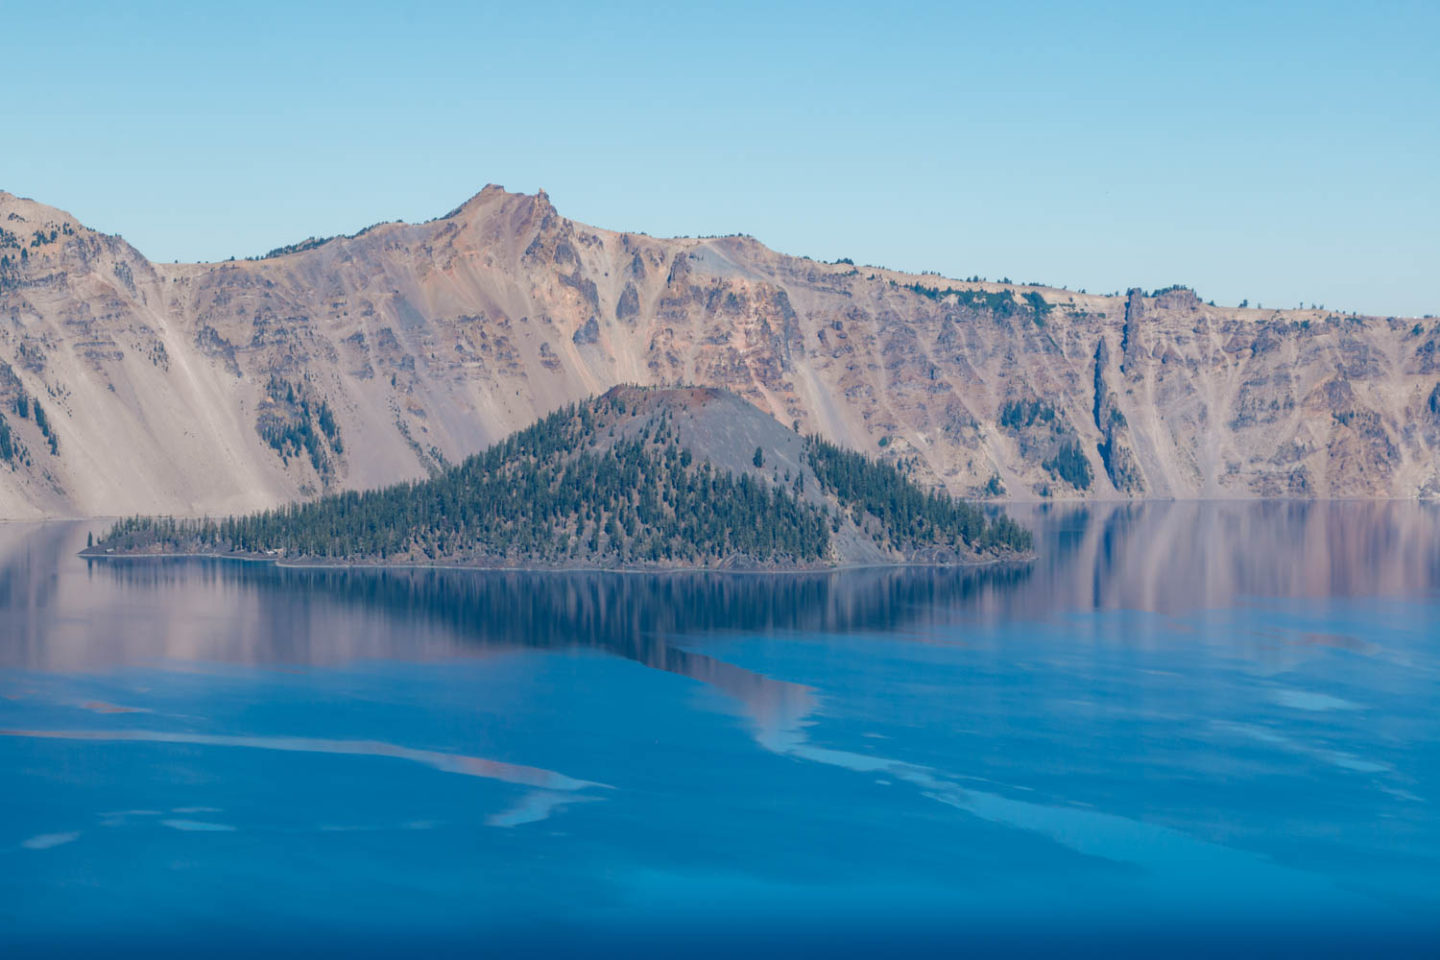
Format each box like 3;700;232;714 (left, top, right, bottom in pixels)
0;185;1436;517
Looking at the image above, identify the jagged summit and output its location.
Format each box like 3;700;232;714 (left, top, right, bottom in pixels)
439;183;541;220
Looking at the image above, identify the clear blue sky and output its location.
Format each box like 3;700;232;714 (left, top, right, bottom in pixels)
3;1;1435;316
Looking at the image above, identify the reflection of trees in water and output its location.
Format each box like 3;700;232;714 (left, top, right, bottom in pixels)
10;498;1435;673
94;561;1038;742
83;497;1440;666
99;560;1036;671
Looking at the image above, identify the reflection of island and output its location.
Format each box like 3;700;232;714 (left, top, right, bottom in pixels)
3;499;1439;675
32;499;1440;751
84;558;1038;751
3;502;1439;846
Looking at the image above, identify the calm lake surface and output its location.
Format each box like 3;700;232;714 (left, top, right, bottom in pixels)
1;503;1437;957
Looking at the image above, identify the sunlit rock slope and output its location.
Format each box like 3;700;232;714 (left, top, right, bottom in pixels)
2;185;1437;517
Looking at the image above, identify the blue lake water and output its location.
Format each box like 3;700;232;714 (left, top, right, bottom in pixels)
1;503;1437;957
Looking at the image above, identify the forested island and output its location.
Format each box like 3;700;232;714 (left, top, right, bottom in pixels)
86;386;1032;570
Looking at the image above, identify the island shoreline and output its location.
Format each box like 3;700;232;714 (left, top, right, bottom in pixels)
78;548;1033;576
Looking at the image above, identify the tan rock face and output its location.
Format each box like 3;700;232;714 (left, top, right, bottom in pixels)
0;185;1436;518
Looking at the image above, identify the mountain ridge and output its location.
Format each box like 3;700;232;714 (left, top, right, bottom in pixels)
2;185;1438;519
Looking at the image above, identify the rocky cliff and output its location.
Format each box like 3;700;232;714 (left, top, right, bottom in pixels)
1;185;1436;518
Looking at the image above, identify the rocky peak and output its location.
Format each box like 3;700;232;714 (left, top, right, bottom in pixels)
1154;286;1202;311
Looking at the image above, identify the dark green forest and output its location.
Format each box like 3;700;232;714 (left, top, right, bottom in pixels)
805;437;1032;553
94;395;1031;567
1043;440;1094;491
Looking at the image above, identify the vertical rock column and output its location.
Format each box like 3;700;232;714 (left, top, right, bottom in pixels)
1093;338;1145;494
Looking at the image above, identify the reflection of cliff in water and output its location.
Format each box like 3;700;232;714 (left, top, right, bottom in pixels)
2;500;1438;672
1012;500;1440;615
100;499;1437;659
74;500;1440;845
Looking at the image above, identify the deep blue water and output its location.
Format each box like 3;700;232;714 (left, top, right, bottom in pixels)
1;503;1437;957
